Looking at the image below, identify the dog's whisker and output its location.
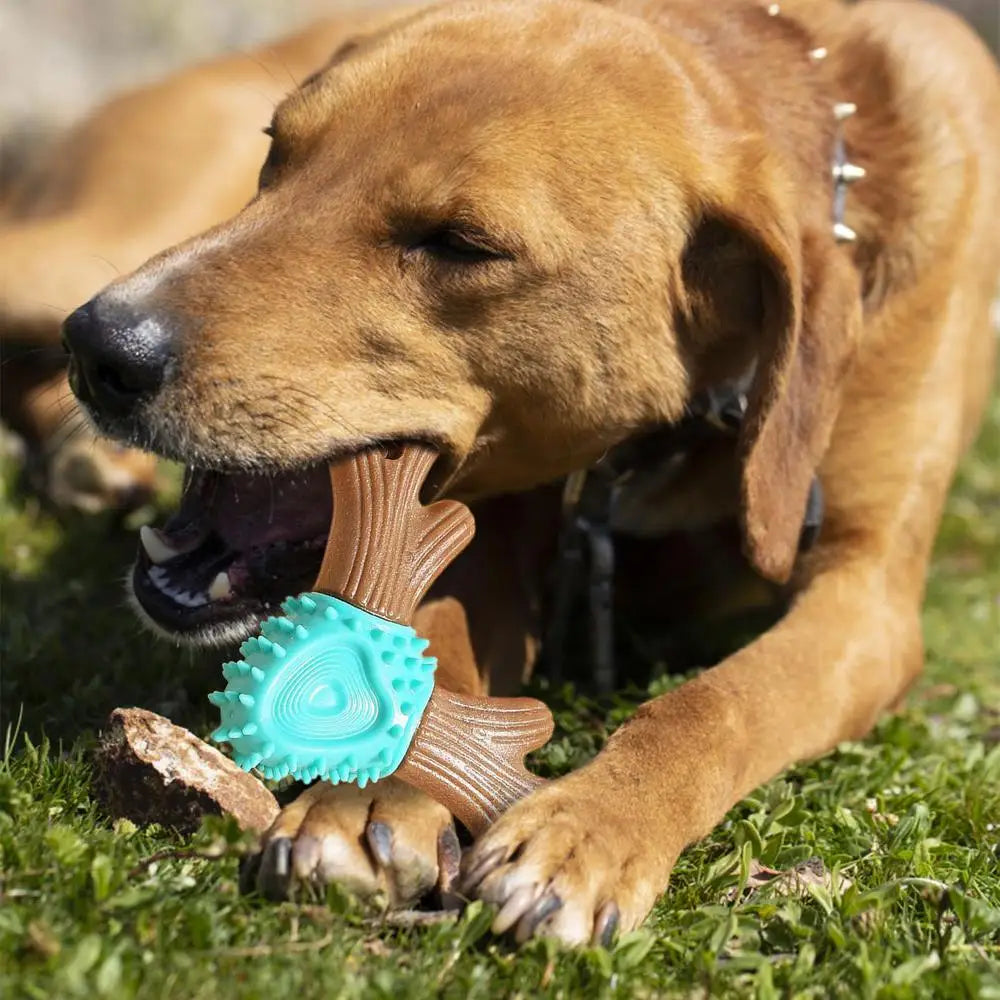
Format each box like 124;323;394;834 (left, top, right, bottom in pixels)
86;253;122;278
5;298;73;316
242;53;299;95
35;390;80;425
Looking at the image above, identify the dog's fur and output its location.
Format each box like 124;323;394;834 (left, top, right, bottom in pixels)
8;0;1000;945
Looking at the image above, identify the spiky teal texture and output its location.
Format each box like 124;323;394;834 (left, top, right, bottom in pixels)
209;593;436;787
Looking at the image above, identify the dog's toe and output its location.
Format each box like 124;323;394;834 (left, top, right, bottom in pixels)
244;778;455;908
461;774;663;946
257;836;294;901
44;433;159;514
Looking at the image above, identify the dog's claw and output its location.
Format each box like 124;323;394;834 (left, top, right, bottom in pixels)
593;900;620;948
515;890;563;942
437;825;462;895
257;836;293;900
367;821;394;869
492;884;542;935
460;845;507;893
238;853;262;896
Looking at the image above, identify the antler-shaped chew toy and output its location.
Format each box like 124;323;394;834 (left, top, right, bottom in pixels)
210;445;553;835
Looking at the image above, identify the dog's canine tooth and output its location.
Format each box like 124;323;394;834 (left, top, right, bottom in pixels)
139;525;183;564
209;571;233;601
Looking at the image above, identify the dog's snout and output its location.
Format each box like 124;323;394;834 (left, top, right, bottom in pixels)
62;298;174;417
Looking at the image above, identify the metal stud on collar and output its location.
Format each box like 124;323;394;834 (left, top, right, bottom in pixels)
832;162;866;183
766;5;863;244
832;221;858;243
831;100;863;244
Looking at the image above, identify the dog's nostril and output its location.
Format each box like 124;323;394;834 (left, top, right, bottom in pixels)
96;362;140;398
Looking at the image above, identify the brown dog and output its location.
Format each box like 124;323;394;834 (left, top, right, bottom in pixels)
57;0;999;945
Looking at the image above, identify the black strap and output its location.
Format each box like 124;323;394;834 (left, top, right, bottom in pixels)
800;476;825;552
544;467;618;690
542;375;824;692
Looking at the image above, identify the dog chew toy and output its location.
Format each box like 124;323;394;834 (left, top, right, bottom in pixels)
210;445;553;836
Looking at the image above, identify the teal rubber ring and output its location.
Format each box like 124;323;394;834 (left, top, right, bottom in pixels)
209;593;436;786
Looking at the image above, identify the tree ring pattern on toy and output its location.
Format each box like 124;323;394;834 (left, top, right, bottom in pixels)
209;593;436;786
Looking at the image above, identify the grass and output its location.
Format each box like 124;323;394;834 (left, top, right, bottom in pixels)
1;391;998;999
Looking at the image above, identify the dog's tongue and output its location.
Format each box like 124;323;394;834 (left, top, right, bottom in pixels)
167;467;332;553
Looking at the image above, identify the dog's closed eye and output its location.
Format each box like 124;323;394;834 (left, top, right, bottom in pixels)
411;226;512;264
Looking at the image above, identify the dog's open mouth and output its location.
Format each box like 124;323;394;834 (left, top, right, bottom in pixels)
131;465;333;641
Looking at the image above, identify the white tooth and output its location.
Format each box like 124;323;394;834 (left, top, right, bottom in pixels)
166;586;196;607
140;525;182;565
208;571;232;601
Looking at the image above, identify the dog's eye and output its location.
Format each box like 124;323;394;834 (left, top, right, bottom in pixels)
414;227;508;264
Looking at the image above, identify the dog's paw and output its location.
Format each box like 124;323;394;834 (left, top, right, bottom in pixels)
240;778;460;908
461;772;666;946
43;433;158;514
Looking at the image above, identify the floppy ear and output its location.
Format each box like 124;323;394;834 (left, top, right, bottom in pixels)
742;218;861;581
684;199;861;583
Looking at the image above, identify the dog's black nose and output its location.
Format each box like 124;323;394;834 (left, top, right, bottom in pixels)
63;298;174;417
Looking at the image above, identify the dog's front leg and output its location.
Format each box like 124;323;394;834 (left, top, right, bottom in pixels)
464;550;924;945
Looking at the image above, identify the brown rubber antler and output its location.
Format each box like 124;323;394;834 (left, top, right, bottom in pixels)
314;446;473;623
395;689;552;835
313;445;552;836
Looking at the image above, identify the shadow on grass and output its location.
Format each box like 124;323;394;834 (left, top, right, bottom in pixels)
0;480;223;745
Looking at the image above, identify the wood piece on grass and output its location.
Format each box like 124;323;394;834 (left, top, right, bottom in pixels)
93;707;279;834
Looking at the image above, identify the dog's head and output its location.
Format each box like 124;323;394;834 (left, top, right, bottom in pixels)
63;0;859;642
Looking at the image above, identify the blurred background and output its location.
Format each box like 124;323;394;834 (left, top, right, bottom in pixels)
0;0;324;130
0;0;396;187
